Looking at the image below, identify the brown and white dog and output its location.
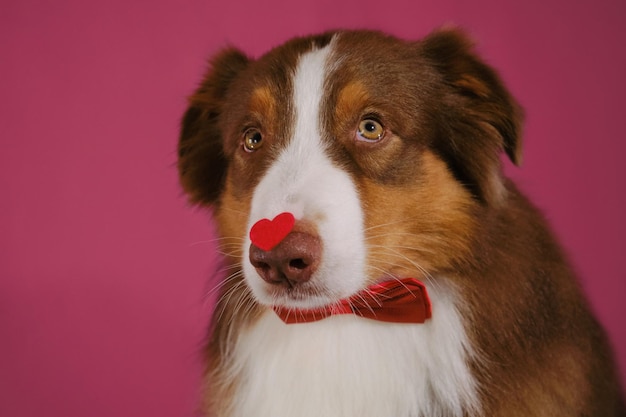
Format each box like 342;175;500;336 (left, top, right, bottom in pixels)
178;29;625;417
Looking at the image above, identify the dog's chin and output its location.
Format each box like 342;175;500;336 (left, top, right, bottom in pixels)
248;279;352;310
261;285;337;310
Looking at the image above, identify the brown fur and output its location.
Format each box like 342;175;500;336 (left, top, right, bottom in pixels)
179;28;625;416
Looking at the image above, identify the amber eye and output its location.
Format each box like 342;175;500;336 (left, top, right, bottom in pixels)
243;129;263;152
357;119;384;142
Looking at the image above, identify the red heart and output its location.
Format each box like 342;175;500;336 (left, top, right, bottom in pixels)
249;212;296;251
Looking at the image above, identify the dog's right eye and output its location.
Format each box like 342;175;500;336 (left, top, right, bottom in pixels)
357;118;385;142
243;129;263;152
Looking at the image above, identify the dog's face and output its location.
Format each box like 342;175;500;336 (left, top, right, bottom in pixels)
179;30;522;310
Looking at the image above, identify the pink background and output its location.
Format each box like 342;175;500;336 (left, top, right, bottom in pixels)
1;0;624;415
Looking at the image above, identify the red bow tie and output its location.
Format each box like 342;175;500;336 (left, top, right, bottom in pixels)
273;278;432;324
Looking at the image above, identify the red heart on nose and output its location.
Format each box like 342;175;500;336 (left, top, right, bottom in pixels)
249;212;296;251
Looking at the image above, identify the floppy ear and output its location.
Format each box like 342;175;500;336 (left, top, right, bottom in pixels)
421;29;523;205
178;48;249;205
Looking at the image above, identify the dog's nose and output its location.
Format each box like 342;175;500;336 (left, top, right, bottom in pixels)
249;231;321;287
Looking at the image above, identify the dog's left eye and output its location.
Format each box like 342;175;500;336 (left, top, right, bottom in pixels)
243;129;264;152
357;119;385;142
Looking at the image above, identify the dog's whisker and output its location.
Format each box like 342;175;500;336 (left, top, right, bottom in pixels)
216;238;245;248
356;290;383;310
215;249;244;258
243;294;261;318
364;266;422;299
366;249;438;291
215;278;249;324
231;289;255;323
188;239;218;247
368;245;440;257
191;235;245;245
363;216;424;232
366;264;403;288
205;270;245;301
365;229;450;243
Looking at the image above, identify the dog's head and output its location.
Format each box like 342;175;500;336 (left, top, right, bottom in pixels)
179;29;522;310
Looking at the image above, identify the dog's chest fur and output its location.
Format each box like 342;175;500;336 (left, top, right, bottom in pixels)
228;285;478;417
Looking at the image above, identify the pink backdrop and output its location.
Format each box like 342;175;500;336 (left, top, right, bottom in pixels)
1;0;624;415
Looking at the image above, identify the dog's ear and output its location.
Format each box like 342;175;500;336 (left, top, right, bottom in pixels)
420;29;523;205
178;48;250;205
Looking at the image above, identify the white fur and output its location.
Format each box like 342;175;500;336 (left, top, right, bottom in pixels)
243;41;367;309
234;41;480;416
227;283;480;417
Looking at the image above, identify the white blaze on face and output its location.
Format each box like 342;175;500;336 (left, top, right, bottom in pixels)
242;39;367;309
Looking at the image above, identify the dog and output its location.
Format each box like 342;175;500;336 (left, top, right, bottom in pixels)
178;29;625;417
